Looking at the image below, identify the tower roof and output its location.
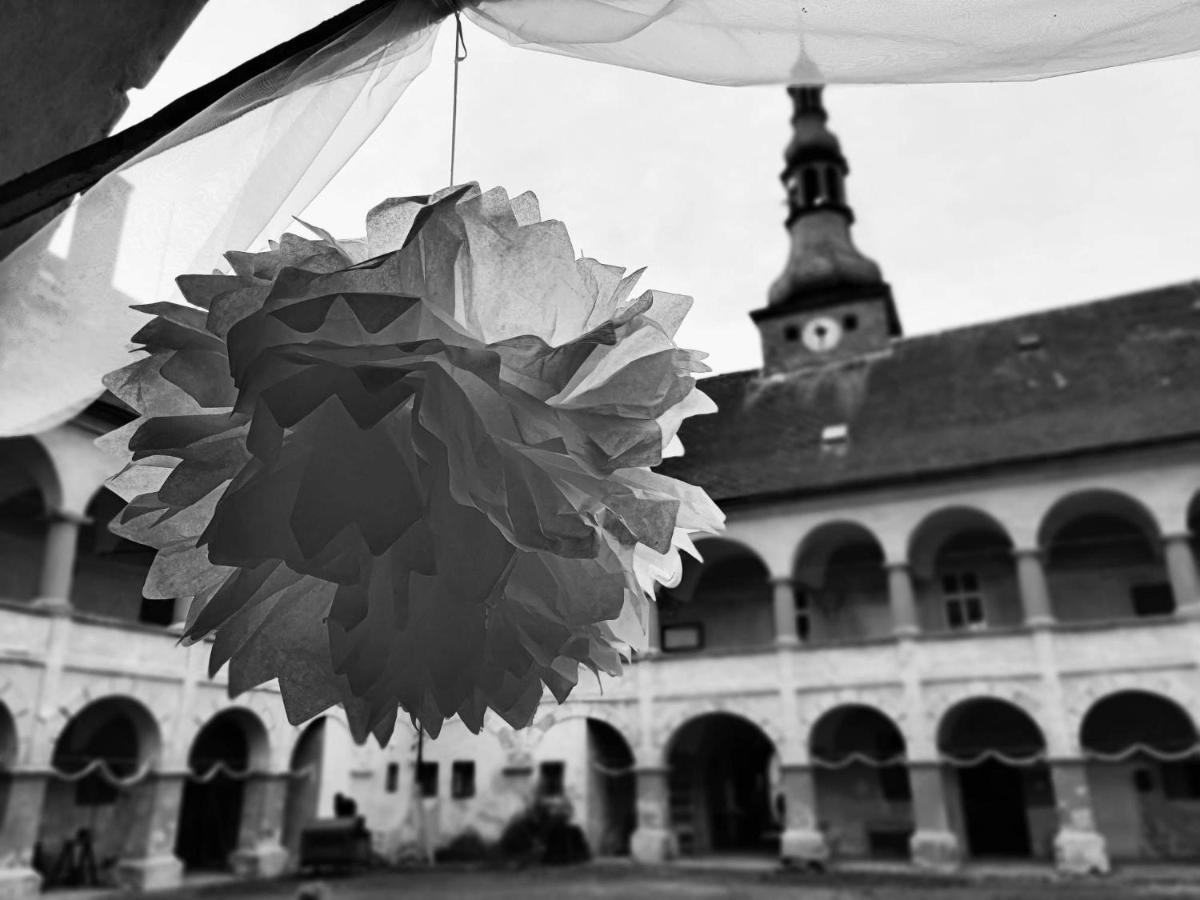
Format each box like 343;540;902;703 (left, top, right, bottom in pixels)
765;86;892;319
662;282;1200;504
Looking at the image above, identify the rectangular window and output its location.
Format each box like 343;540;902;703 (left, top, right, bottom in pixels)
1131;583;1175;617
795;590;811;643
417;761;439;798
539;761;565;797
138;597;175;627
661;623;704;652
941;572;986;631
451;761;476;799
385;762;400;794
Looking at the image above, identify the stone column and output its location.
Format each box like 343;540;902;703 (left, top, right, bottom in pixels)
1013;547;1055;627
1049;760;1109;875
1163;533;1200;615
885;562;919;637
0;772;48;900
114;773;185;892
778;764;829;867
231;774;289;879
645;600;661;655
630;766;674;863
771;577;799;646
34;509;88;610
908;764;960;871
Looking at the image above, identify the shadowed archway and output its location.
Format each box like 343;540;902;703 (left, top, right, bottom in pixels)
666;713;779;856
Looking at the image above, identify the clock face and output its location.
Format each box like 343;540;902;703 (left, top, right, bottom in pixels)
802;316;842;352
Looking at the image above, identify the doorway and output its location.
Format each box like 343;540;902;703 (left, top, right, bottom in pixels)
958;759;1031;856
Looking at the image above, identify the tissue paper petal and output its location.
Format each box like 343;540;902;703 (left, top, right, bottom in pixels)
105;183;723;739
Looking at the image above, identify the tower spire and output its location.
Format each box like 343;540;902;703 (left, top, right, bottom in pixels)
753;86;899;373
768;85;885;306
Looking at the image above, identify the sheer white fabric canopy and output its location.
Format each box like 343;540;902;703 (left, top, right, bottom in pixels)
2;0;1198;436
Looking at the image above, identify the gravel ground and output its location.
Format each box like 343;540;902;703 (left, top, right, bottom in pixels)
139;862;1200;900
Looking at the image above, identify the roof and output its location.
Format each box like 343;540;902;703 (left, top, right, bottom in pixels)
658;282;1200;505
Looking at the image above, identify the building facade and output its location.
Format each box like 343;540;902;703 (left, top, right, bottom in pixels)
413;86;1200;876
5;84;1200;900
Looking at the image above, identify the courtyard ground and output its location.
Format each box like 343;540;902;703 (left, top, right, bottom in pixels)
113;861;1200;900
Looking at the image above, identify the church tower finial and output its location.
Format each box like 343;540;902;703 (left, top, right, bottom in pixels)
754;86;900;373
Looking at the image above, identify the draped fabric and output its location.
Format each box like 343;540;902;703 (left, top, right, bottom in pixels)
2;0;1199;437
466;0;1200;85
0;1;445;436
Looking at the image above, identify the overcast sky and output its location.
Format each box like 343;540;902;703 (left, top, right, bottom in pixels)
123;1;1200;375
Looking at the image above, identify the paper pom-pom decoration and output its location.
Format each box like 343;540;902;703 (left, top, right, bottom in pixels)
101;184;723;743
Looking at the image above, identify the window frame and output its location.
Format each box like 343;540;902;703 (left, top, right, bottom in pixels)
940;570;987;632
450;760;476;799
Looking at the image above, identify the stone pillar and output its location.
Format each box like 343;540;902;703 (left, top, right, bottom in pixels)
114;773;184;892
231;774;289;879
630;766;674;863
0;773;48;900
34;509;87;610
645;600;661;655
1013;547;1055;627
885;562;919;637
1163;533;1200;614
1050;760;1109;875
771;577;799;646
168;596;190;633
778;764;829;867
908;764;960;871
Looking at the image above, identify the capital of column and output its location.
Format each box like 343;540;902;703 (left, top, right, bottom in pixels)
883;560;910;574
769;574;795;587
1011;546;1044;561
44;508;92;527
1162;531;1194;547
633;764;670;776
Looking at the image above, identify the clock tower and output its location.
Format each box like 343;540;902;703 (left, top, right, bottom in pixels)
753;86;900;374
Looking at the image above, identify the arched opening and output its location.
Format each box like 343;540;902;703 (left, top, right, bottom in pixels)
532;716;636;857
71;489;166;625
176;709;268;871
1081;691;1200;860
1041;491;1170;622
282;718;325;866
38;697;160;884
666;713;779;857
826;166;844;206
802;168;820;206
910;508;1019;633
938;698;1055;860
658;539;773;653
809;705;912;858
585;720;635;856
793;522;889;643
0;438;57;602
0;701;16;845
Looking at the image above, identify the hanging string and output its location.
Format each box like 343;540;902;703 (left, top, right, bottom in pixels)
592;760;637;777
810;752;908;770
186;761;318;784
45;759;318;786
804;743;1200;769
48;759;154;787
449;10;468;185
